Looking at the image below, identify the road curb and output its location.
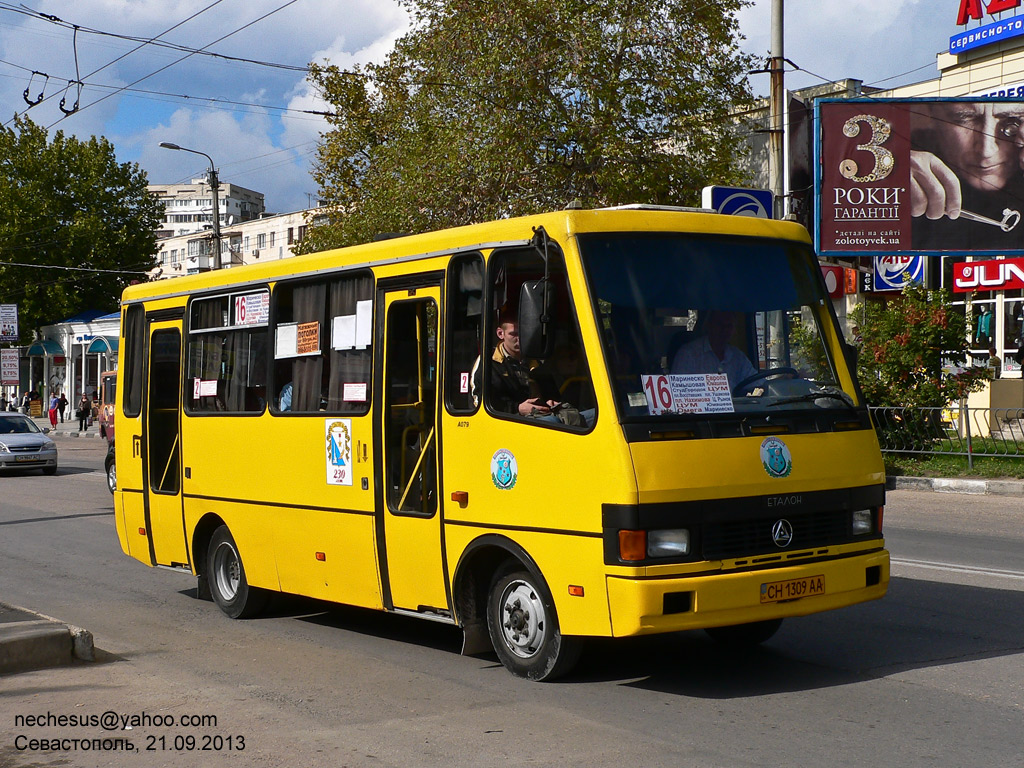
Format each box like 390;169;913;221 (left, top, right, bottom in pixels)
886;475;1024;496
0;602;94;674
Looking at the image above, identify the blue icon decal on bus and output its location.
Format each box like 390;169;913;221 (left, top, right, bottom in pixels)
761;437;792;479
491;449;518;490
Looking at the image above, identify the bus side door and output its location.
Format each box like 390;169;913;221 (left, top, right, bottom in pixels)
375;282;451;615
144;320;189;567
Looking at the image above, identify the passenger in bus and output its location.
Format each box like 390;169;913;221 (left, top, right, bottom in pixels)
671;310;756;389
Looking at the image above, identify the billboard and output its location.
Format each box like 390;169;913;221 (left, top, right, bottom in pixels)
817;98;1024;256
0;304;17;342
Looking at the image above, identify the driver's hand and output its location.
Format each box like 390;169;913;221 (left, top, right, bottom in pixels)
520;398;551;417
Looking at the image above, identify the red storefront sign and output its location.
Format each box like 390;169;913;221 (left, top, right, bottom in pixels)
958;0;1022;26
952;257;1024;292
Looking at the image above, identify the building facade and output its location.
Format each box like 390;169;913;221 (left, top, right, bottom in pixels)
149;179;265;240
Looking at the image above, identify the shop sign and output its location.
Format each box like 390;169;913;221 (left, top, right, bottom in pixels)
820;265;845;299
0;348;18;385
952;1;1024;54
873;256;924;292
952;256;1024;292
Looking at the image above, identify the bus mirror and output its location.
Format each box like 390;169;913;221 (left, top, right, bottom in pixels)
519;279;555;359
844;341;859;369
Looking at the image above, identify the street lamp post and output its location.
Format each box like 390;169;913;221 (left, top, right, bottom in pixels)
159;142;222;270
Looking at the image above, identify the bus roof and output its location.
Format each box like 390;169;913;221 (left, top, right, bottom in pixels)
123;207;811;305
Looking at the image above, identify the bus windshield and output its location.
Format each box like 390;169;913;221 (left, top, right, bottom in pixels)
578;232;856;424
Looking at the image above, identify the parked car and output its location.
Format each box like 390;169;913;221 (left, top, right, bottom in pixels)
0;413;57;474
105;440;116;494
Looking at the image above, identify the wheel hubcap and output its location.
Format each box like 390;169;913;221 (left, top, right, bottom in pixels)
213;542;241;601
499;580;546;658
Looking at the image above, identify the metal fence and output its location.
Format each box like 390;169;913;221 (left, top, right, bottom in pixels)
868;405;1024;466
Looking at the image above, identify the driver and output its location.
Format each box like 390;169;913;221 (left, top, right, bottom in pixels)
671;310;757;390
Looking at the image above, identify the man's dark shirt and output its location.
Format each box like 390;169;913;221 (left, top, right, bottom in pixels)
487;343;557;414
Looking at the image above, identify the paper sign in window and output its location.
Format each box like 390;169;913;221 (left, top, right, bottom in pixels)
343;382;367;402
296;322;320;355
640;373;734;415
275;323;298;358
355;300;372;349
332;315;356;350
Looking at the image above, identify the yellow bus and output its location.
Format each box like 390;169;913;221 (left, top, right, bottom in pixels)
114;206;888;680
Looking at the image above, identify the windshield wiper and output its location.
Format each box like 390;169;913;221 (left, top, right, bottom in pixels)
768;388;855;409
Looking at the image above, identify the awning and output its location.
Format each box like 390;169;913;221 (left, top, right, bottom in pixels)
27;339;65;357
86;336;119;354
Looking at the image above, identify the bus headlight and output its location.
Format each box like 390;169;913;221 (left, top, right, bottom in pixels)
648;529;690;558
852;509;873;535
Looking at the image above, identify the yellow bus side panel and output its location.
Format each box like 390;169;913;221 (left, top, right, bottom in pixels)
273;509;382;608
179;413;378;599
182;498;280;591
444;526;613;637
606;546;890;637
116;490;150;565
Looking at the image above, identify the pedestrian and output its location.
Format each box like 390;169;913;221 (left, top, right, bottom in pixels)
47;392;59;429
77;393;91;432
58;391;68;423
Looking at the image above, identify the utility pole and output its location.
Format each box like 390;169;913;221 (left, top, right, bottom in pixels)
159;142;222;270
768;0;785;219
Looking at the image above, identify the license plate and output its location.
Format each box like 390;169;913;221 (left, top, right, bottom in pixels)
14;455;38;462
760;574;825;603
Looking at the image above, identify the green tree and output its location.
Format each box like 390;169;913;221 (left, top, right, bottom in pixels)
851;283;987;409
0;116;161;341
303;0;755;251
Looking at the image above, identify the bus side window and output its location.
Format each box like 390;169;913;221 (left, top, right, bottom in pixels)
484;246;596;428
187;291;269;414
446;253;483;413
271;272;373;415
122;304;145;418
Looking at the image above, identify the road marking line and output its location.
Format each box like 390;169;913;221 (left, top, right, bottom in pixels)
891;557;1024;581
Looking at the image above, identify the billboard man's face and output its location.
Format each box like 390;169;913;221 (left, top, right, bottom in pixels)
932;102;1024;193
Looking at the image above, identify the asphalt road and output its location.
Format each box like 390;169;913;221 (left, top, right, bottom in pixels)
1;437;1022;768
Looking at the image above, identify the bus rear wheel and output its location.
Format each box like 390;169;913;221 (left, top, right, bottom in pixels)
486;568;580;681
207;525;268;619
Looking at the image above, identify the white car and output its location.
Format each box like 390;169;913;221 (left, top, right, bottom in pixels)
0;413;58;475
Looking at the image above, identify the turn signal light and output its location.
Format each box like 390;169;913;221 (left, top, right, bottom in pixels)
315;552;326;561
138;527;146;536
618;530;647;562
568;585;585;597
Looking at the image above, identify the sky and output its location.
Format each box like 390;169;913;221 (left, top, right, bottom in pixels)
0;0;974;214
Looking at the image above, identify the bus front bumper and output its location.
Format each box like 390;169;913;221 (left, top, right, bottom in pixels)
605;549;889;637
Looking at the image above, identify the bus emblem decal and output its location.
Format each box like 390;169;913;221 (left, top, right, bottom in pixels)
491;449;518;491
760;437;792;479
772;519;794;548
325;419;353;486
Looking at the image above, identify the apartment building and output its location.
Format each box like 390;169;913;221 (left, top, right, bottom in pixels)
149;179;265;239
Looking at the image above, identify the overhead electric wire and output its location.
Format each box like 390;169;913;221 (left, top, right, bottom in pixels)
46;0;302;129
2;0;228;127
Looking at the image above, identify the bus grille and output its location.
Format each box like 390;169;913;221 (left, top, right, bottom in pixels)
702;511;850;560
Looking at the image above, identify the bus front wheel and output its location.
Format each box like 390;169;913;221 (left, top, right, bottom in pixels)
207;525;268;619
486;568;580;681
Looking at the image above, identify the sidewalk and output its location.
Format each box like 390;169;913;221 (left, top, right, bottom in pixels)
0;602;93;674
28;413;106;439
